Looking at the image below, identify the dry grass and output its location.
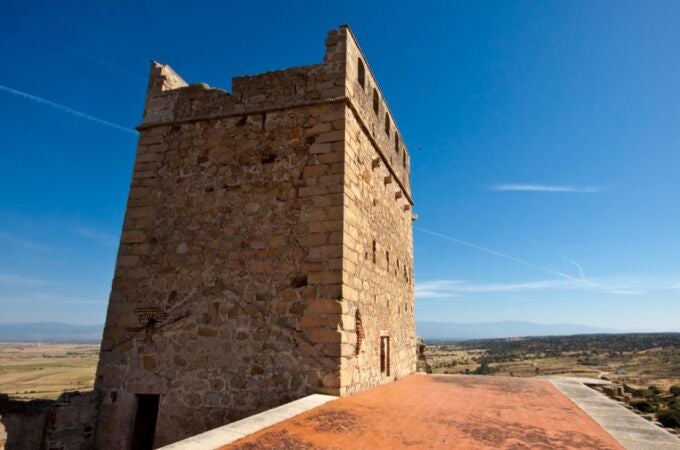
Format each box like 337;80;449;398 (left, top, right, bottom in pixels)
427;345;680;390
0;343;99;399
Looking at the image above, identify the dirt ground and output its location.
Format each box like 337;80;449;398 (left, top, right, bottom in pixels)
0;342;99;399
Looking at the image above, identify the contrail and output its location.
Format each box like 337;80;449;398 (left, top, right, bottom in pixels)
0;231;50;252
566;258;587;280
55;41;146;82
490;183;603;193
0;84;137;136
414;226;595;286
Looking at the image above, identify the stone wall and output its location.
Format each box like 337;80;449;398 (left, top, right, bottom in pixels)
0;396;49;450
0;391;99;450
339;28;416;394
340;107;416;394
343;29;412;198
94;25;415;448
44;391;100;450
96;101;352;447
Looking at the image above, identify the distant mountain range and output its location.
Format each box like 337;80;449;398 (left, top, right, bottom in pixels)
0;322;103;342
0;321;620;343
416;321;618;341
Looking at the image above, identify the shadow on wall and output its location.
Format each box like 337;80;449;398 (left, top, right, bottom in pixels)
0;391;99;450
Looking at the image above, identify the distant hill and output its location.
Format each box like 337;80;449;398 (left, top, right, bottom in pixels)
0;322;103;343
417;321;617;341
0;321;617;343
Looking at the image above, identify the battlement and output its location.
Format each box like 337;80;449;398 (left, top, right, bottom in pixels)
141;26;412;199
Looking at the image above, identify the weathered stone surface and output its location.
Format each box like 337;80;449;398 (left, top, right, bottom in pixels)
0;391;100;450
94;25;415;449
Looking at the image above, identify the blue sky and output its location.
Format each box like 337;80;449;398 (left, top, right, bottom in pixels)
0;1;679;331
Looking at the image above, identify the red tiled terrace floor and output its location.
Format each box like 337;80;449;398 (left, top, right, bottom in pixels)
222;374;623;450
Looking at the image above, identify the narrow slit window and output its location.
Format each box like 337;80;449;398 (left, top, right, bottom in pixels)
380;336;390;375
372;240;377;264
373;89;380;114
385;113;391;135
395;133;400;155
355;310;364;355
357;58;365;89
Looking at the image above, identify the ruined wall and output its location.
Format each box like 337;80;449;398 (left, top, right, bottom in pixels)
44;391;100;450
0;391;99;450
0;396;48;450
94;25;415;448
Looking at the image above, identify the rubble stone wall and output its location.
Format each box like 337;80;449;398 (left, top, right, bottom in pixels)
95;100;351;448
0;397;48;450
0;391;98;450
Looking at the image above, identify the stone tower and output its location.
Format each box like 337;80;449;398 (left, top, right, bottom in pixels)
94;26;415;448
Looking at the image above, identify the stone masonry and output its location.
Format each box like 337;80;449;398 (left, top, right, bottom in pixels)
0;391;100;450
94;25;416;448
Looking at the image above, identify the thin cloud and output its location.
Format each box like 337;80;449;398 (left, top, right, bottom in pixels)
416;279;566;299
55;41;146;82
490;183;603;193
413;227;675;296
0;231;50;252
0;273;51;286
416;276;680;300
74;227;117;248
415;275;680;299
34;293;106;304
0;293;104;305
0;84;137;135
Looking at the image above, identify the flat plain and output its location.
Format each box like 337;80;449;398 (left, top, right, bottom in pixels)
425;333;680;390
0;342;99;399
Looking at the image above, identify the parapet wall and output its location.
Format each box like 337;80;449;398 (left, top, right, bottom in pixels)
141;26;412;203
343;27;412;198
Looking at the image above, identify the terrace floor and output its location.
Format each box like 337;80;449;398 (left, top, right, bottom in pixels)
221;374;625;450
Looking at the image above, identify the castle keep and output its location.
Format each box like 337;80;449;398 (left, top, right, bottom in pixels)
94;26;416;448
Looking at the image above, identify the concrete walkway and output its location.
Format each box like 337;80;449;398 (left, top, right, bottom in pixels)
160;394;336;450
550;377;680;450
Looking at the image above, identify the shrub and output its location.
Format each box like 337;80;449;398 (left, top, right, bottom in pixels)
472;359;495;375
630;399;655;413
657;408;680;428
669;385;680;397
623;384;643;396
